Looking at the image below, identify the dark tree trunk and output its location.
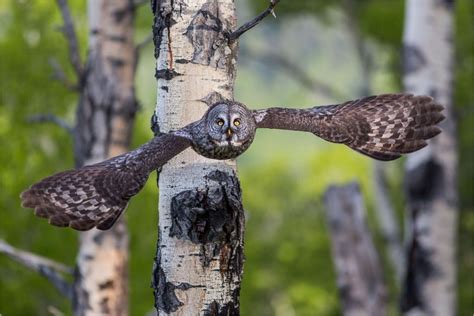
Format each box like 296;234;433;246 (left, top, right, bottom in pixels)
324;182;387;316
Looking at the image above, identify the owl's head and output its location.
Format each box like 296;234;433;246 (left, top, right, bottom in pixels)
190;101;256;160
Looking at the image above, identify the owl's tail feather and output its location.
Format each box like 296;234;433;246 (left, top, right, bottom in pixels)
21;163;143;231
345;95;444;161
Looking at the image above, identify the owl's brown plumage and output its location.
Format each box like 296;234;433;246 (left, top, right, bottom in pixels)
253;94;444;160
21;93;444;231
21;133;191;230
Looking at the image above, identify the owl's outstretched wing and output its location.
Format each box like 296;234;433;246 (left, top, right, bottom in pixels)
252;94;444;161
21;133;191;231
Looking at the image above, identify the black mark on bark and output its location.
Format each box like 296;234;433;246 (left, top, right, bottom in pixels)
99;280;114;290
406;159;443;204
175;58;190;64
107;34;127;43
152;253;206;313
153;265;183;313
152;0;177;60
100;297;110;314
155;69;182;80
185;0;228;68
169;170;242;244
113;6;130;23
204;289;240;315
169;170;245;277
438;0;455;9
150;111;161;136
403;45;427;75
108;57;126;68
161;86;169;92
400;209;441;312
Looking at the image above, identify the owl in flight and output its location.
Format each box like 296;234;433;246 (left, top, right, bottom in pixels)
21;94;444;231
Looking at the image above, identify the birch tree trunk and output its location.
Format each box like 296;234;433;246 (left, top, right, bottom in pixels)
324;183;387;316
150;0;245;314
401;1;457;315
73;1;137;315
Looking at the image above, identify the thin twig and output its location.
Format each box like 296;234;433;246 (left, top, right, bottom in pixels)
48;58;79;91
0;239;73;299
226;0;281;42
55;0;83;78
241;48;347;101
27;114;74;135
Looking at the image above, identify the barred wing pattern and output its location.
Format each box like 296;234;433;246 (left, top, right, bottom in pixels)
253;94;444;161
21;133;191;231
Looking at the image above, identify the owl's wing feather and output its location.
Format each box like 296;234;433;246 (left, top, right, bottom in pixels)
253;94;444;161
21;132;191;230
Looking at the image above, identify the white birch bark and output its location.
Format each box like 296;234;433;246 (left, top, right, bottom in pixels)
402;1;457;315
73;1;137;315
151;0;244;314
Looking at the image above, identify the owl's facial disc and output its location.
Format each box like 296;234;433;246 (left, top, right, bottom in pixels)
191;101;256;160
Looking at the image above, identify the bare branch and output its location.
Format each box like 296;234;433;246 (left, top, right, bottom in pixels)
0;239;73;299
27;114;74;135
324;183;387;315
241;48;347;101
48;58;79;91
55;0;83;78
226;0;281;42
47;306;65;316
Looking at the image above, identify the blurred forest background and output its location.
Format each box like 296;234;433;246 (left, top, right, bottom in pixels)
0;0;472;315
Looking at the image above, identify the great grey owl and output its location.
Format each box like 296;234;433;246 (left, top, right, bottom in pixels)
21;94;444;230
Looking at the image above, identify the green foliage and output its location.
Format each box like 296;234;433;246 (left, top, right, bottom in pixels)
239;148;372;315
0;1;82;314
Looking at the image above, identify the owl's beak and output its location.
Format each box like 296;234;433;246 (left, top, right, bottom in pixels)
226;128;233;138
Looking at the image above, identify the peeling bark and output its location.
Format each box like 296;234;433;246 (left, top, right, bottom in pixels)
73;0;138;315
151;0;244;314
401;1;457;315
324;183;387;316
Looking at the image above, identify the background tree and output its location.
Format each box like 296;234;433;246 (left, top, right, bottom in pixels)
401;0;458;314
72;0;138;314
0;0;142;314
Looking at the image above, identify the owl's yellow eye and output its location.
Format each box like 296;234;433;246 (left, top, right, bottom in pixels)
233;119;241;127
216;119;224;126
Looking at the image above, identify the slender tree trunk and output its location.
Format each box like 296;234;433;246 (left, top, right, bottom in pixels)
73;1;138;315
401;0;457;315
150;0;245;314
324;182;387;316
